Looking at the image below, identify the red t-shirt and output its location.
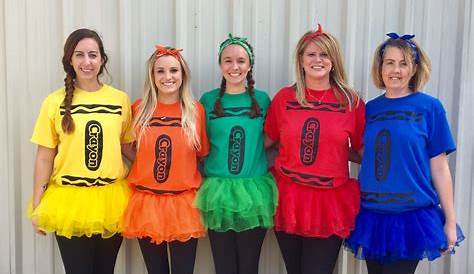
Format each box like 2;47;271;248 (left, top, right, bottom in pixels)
265;86;365;188
128;100;209;192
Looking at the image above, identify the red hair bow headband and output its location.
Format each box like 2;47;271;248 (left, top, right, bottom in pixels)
303;23;326;42
155;45;183;59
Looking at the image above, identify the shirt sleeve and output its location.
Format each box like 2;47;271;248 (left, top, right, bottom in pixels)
30;95;59;148
197;102;210;157
121;94;135;144
350;98;366;151
427;99;456;157
264;92;281;142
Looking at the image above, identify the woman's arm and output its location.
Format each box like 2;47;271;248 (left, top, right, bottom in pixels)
264;134;275;149
349;147;363;164
430;153;457;251
121;142;136;163
32;145;57;234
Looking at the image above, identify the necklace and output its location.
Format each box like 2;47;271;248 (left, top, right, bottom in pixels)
307;89;329;104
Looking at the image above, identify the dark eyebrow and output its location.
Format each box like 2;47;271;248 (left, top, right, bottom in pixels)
74;50;99;54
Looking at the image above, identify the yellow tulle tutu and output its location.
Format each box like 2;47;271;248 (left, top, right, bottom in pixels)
28;179;130;239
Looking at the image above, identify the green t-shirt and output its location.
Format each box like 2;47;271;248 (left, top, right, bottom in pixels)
200;88;270;178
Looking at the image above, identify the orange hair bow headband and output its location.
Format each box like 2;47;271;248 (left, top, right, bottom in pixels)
154;45;183;59
303;23;326;42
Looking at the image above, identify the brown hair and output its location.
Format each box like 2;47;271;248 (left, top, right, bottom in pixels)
61;28;109;133
371;38;431;92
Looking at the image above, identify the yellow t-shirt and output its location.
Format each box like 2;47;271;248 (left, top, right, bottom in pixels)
31;84;134;186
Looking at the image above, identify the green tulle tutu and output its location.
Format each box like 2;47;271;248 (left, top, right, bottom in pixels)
195;173;278;232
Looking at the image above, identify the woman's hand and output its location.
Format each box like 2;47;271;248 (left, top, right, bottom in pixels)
31;218;46;236
444;221;457;254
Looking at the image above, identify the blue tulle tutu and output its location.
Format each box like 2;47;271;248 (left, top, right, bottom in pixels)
345;205;465;263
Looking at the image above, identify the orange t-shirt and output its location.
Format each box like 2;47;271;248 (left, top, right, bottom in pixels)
127;100;209;192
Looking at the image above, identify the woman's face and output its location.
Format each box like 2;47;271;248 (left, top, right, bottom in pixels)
381;46;416;94
70;38;103;83
300;42;332;84
154;55;183;99
219;44;251;89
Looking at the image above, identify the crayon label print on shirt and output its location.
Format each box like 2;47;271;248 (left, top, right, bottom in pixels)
84;120;103;171
374;129;391;181
154;134;172;183
300;117;320;165
228;125;245;174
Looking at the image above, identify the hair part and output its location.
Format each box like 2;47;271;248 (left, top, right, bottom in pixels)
294;31;360;110
133;51;201;150
61;28;108;133
371;38;431;92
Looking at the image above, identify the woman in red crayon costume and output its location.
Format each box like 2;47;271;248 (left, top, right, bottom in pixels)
121;45;209;274
264;24;365;274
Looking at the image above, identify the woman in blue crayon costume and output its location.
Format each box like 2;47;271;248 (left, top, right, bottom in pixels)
346;33;465;274
196;34;278;274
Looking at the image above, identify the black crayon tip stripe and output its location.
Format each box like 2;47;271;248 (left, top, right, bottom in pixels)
361;191;416;204
209;107;263;120
61;175;116;187
285;101;344;112
367;110;423;124
149;117;182;127
280;166;334;187
60;104;122;115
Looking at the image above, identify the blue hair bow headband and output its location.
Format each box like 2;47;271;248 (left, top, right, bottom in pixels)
380;32;420;64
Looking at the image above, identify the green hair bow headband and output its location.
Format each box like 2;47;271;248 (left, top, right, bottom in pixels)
218;33;255;65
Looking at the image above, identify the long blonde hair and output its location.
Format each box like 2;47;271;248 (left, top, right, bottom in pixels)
133;50;200;149
294;30;360;110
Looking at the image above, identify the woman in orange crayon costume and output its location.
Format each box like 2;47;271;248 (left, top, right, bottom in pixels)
264;24;365;274
29;28;133;274
121;45;209;274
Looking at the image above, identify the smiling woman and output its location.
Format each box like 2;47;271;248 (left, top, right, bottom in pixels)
28;28;134;274
264;23;364;274
121;45;210;274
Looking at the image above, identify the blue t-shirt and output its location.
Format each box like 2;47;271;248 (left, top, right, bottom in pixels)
359;92;456;213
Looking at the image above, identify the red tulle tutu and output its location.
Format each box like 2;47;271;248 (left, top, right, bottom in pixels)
272;169;360;238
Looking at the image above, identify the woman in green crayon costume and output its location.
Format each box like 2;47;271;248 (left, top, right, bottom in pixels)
196;34;278;274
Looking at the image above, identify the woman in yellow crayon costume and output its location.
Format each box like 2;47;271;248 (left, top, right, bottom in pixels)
29;28;133;274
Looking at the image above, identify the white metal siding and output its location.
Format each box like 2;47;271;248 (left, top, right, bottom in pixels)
1;0;472;273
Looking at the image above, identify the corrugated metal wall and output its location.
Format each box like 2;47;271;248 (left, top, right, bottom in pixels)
1;0;472;273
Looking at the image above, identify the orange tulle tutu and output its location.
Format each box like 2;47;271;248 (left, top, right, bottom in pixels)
121;188;205;244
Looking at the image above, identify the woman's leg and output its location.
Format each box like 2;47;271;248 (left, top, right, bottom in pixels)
235;228;267;274
138;237;170;274
169;238;198;274
301;235;342;274
55;234;94;274
92;234;123;274
209;229;239;274
275;231;302;274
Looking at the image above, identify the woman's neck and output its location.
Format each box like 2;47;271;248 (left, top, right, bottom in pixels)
75;79;102;92
305;78;331;90
225;83;246;94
